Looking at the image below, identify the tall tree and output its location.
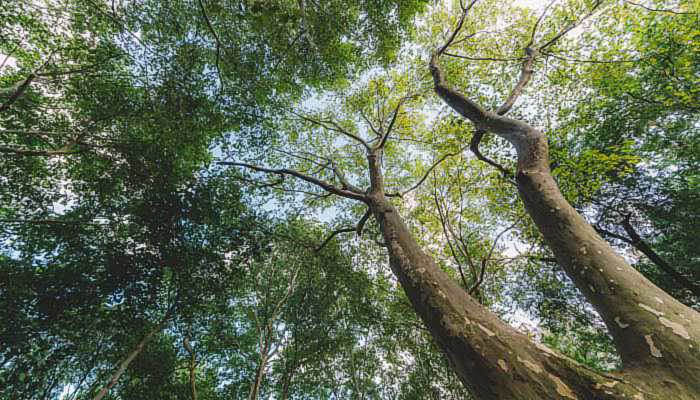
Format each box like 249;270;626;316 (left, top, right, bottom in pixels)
221;2;700;398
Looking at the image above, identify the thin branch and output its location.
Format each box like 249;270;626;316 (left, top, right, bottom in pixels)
219;161;367;201
331;159;363;193
542;51;641;64
356;209;371;236
443;52;525;62
293;112;370;150
437;0;480;55
197;0;224;93
469;129;513;180
315;209;372;252
537;0;603;51
394;145;468;197
625;0;695;14
315;228;354;252
432;181;471;290
527;0;557;48
375;98;407;150
0;146;81;157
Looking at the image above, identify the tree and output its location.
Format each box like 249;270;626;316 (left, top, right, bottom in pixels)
222;1;700;398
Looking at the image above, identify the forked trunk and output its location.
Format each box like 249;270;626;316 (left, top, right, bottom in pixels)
368;194;646;399
424;55;700;399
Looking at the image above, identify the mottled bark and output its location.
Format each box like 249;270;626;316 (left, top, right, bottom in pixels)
429;54;700;399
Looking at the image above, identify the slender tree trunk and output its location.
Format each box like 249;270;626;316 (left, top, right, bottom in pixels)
248;352;268;400
424;55;700;399
183;337;198;400
92;315;170;400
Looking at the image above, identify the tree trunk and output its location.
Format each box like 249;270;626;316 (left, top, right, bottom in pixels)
92;316;169;400
248;353;268;400
368;193;649;399
183;337;198;400
424;55;700;399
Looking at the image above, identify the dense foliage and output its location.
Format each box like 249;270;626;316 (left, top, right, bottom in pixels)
1;0;697;399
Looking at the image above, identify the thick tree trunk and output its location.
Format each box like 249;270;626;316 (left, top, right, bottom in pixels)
427;55;700;399
514;133;700;392
367;191;646;399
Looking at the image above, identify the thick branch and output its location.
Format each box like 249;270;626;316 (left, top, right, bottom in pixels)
0;74;35;113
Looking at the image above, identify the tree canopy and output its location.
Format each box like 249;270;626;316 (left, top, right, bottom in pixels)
1;0;698;399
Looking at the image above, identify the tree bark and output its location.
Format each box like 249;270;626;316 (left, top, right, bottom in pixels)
183;337;198;400
427;54;700;399
92;315;170;400
248;352;269;400
368;191;645;399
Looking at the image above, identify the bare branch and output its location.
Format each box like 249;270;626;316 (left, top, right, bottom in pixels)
537;0;604;51
375;97;407;150
542;51;641;64
394;145;468;197
443;52;525;62
197;0;224;94
293;112;370;150
437;0;480;55
625;0;695;14
219;161;367;201
469;129;513;180
527;0;558;48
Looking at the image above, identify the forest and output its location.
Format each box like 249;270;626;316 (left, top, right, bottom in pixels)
1;0;698;399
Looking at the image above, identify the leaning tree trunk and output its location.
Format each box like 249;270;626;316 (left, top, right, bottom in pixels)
92;314;170;400
417;55;700;399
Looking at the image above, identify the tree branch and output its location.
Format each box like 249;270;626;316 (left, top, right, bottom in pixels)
315;209;372;252
537;0;604;52
391;145;468;197
436;0;480;55
625;0;695;15
294;112;370;150
219;161;367;201
0;74;35;113
197;0;224;94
